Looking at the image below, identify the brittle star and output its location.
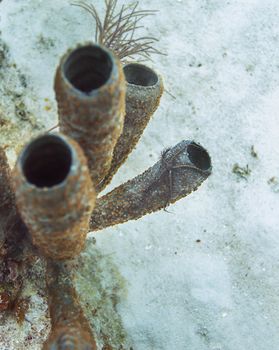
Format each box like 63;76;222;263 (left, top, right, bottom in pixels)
145;143;210;210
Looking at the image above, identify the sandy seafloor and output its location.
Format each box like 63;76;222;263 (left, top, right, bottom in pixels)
0;0;279;349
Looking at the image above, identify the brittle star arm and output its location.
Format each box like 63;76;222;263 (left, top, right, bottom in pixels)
89;140;212;232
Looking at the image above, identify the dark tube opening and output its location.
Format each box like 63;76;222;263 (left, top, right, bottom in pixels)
63;45;113;93
21;135;72;188
187;142;211;171
124;63;158;87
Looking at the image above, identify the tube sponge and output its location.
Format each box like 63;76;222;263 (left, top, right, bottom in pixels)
13;133;95;260
55;43;126;188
